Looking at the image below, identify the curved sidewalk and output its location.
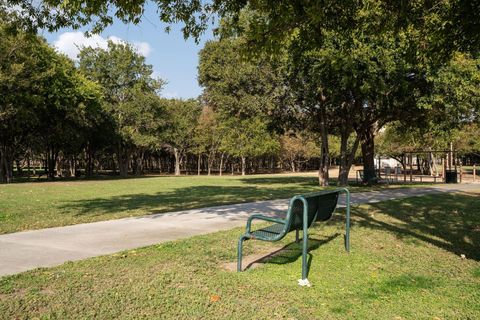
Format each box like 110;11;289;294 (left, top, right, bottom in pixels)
0;184;477;277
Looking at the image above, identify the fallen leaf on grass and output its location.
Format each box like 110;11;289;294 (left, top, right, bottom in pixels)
210;295;221;302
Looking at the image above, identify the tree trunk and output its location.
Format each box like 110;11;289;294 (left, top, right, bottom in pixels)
219;153;224;176
207;154;213;176
338;129;360;187
15;160;22;177
70;157;76;177
117;144;129;177
56;153;63;177
318;107;329;186
31;151;36;176
112;155;117;175
0;144;11;183
360;126;376;185
241;156;246;176
429;152;438;176
173;148;181;176
26;153;31;177
47;149;57;179
133;150;144;176
197;154;201;175
86;144;96;177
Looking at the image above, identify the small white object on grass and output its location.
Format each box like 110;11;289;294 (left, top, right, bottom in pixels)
298;279;311;287
460;254;466;259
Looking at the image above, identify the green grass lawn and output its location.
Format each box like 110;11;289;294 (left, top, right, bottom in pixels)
0;173;422;234
1;192;479;319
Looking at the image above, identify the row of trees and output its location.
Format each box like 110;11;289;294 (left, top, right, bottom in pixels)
2;1;479;185
0;25;331;183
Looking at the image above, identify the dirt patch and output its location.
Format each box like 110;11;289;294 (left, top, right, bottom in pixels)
223;245;298;272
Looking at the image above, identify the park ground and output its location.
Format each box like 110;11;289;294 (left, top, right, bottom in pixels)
0;173;479;319
0;170;426;235
0;190;479;318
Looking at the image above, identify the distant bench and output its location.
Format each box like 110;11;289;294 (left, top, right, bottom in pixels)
237;188;350;286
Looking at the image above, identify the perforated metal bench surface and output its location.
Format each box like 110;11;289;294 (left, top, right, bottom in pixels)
251;223;285;239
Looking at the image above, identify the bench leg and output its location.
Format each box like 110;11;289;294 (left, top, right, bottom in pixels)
237;236;248;272
301;227;308;280
345;191;351;252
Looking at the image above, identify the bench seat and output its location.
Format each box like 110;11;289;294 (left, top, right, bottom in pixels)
251;223;286;239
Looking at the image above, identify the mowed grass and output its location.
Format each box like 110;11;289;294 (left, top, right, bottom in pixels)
1;192;479;319
0;173;415;234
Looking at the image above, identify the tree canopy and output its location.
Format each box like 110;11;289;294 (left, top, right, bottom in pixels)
1;1;479;185
5;0;480;58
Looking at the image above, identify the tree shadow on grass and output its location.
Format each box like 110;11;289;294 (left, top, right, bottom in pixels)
244;234;341;276
239;176;362;189
11;174;169;184
58;181;480;262
354;191;480;261
239;176;320;186
59;185;319;219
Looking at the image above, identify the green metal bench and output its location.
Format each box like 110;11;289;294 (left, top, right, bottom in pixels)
237;188;350;286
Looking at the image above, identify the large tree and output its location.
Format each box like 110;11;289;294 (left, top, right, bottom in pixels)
193;105;223;175
0;24;103;182
78;41;165;176
163;98;201;175
0;26;47;182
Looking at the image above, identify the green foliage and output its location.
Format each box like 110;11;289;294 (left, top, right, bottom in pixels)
120;88;166;149
376;123;448;159
78;40;166;151
418;53;480;132
220;117;279;159
164;98;201;152
0;24;105;181
452;123;480;156
6;1;480;60
192;106;222;162
198;38;285;119
279;132;319;171
198;38;284;172
378;53;480;158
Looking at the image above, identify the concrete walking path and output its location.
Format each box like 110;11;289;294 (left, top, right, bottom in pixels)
0;183;478;277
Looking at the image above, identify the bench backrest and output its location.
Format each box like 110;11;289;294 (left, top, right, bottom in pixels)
285;190;340;232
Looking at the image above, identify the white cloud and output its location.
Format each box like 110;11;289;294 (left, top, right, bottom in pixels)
53;31;152;60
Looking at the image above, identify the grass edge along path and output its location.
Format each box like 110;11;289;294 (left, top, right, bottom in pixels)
0;173;430;234
1;191;479;319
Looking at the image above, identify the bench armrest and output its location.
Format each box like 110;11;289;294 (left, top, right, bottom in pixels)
246;214;286;233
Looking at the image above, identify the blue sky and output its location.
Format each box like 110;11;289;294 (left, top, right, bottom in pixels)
41;5;215;99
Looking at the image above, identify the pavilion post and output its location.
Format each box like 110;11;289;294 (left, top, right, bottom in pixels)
454;152;458;172
443;155;447;182
449;143;453;170
474;164;476;182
